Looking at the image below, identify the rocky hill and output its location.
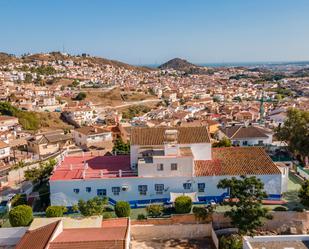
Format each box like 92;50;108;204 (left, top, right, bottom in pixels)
158;57;209;74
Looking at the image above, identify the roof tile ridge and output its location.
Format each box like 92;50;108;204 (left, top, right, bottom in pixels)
230;126;242;139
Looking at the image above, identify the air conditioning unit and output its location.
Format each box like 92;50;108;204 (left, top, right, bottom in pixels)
121;185;129;191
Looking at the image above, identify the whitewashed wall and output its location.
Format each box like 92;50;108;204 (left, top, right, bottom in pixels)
50;173;283;206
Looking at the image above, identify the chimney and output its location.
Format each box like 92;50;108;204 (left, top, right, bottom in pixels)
82;170;86;179
100;170;104;178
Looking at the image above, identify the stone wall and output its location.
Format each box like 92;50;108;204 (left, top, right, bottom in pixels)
131;223;212;240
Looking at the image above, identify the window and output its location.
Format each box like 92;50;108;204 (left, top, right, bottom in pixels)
155;184;164;195
198;183;205;193
138;185;147;195
73;188;80;194
112;187;120;196
157;163;164;171
171;163;177;171
97;189;106;196
183;183;192;190
86;187;91;193
243;141;248;146
258;140;264;145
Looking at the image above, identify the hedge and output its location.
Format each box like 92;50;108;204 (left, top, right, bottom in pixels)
46;206;67;217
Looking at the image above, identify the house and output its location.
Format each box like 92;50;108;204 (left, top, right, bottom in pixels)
27;130;72;157
0;140;10;162
15;216;130;249
218;125;273;146
50;126;286;207
73;126;113;150
243;234;309;249
0;115;19;131
62;106;96;127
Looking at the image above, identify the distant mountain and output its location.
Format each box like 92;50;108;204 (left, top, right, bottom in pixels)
158;58;211;74
158;58;197;70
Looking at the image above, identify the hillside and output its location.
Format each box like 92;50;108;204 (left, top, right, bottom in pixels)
158;58;196;70
158;57;210;74
0;51;152;72
0;52;20;65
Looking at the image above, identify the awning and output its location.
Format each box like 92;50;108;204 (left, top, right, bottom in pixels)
170;192;198;203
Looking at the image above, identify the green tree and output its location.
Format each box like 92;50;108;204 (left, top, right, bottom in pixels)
9;205;33;227
299;180;309;207
217;176;272;235
174;196;192;214
213;137;232;147
11;194;27;207
115;201;131;217
276;108;309;162
46;206;67;217
74;92;87;101
24;159;56;183
0;102;40;130
78;197;107;216
112;138;130;154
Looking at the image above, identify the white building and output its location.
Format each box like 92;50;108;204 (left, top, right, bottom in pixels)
0;116;19;131
50;126;287;207
73;126;113;150
0;140;10;162
218;125;273;146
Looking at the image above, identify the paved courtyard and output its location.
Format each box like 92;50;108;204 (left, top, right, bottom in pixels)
131;238;215;249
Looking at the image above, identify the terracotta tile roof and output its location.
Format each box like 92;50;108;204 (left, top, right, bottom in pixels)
220;126;268;139
195;147;281;176
0;140;9;149
131;126;210;145
75;126;111;136
15;221;59;249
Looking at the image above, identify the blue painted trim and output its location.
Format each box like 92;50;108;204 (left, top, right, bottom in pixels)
267;194;281;200
106;192;282;208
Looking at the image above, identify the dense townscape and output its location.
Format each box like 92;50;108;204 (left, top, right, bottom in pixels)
0;52;309;249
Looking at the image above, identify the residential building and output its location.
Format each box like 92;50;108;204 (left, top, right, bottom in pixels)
50;126;286;207
0;140;10;162
27;130;72;157
0;115;19;131
73;126;113;150
15;217;130;249
218;125;273;146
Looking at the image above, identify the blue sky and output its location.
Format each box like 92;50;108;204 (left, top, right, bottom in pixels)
1;0;309;64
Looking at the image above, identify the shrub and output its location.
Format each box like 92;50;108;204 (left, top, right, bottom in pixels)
46;206;67;217
11;194;27;207
146;204;163;217
273;206;288;211
293;207;304;212
103;212;114;219
137;214;146;220
115;201;131;217
219;234;242;249
175;196;192;214
9;205;33;227
192;206;213;221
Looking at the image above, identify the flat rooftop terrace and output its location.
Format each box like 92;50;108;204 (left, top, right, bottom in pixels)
50;155;137;181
